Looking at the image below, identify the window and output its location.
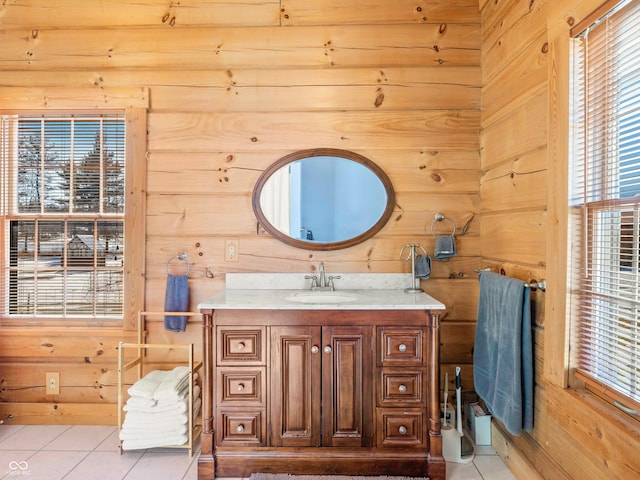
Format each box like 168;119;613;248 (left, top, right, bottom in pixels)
0;114;126;319
569;0;640;410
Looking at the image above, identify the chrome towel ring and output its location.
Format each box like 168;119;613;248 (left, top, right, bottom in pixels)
166;252;190;276
400;243;427;263
431;212;456;237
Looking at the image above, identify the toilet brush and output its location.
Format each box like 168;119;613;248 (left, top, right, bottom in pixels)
442;368;473;464
443;372;449;427
456;367;474;457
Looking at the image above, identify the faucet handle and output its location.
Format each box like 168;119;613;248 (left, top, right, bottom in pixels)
305;275;318;288
327;275;341;291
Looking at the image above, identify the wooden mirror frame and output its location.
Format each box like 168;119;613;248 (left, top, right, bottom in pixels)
252;148;396;251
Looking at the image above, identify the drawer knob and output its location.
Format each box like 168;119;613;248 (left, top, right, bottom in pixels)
311;345;319;354
398;343;407;352
398;426;407;435
237;342;246;350
324;345;332;354
236;425;244;433
237;383;244;392
398;384;407;393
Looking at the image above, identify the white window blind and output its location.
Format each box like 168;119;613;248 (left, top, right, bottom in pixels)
569;0;640;409
1;114;125;319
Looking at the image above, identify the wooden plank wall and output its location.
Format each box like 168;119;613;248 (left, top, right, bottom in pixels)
0;1;481;424
481;0;640;478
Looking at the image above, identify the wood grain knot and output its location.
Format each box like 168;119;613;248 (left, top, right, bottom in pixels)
374;91;384;108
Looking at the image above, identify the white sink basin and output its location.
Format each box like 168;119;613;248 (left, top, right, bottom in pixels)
285;291;359;304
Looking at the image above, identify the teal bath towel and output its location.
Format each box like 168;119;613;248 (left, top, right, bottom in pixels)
414;254;431;279
474;271;533;435
164;274;189;332
434;234;456;259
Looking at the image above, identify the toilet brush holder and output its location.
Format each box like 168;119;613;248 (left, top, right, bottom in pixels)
442;424;474;464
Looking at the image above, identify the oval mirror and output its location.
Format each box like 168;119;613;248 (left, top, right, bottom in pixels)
252;148;395;250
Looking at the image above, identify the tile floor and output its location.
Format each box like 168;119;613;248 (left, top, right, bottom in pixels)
0;424;515;480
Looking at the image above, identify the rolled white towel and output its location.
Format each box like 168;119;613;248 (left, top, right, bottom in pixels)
120;421;189;440
124;396;157;410
124;394;200;421
123;410;188;426
153;366;190;401
124;399;186;414
125;386;200;415
121;434;188;450
156;384;200;408
127;370;168;399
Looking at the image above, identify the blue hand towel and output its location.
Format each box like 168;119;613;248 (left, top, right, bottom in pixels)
164;274;189;333
474;271;533;435
414;254;431;279
434;235;456;260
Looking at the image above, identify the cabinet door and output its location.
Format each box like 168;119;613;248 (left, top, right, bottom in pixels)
270;325;321;447
321;325;373;447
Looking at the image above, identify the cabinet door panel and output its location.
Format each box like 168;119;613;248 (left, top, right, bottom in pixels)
322;326;373;447
270;326;321;447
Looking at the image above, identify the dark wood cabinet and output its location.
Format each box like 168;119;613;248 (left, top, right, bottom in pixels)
198;309;444;480
270;325;321;447
320;325;373;448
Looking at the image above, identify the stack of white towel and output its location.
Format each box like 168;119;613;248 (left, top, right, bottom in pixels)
119;366;201;451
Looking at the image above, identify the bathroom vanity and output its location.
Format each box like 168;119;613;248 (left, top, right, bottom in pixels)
197;274;446;480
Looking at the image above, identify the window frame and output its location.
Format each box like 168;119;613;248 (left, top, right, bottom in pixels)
565;0;640;413
0;87;148;331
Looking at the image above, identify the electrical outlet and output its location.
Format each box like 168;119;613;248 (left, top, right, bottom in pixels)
46;372;60;395
225;239;239;262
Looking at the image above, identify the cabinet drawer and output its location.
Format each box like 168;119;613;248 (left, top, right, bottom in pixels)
378;369;425;406
216;409;265;446
217;367;265;405
377;328;425;366
217;327;265;365
376;408;425;448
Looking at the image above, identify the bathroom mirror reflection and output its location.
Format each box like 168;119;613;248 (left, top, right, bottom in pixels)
252;148;395;250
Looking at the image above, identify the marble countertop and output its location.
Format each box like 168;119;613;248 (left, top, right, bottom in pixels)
197;273;446;311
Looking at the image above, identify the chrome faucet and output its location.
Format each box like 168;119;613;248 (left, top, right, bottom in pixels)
318;262;326;289
305;262;341;291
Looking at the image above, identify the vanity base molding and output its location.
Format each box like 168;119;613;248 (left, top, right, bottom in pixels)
198;308;444;480
212;448;445;478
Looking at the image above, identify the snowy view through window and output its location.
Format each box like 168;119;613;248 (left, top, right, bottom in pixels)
3;115;125;318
